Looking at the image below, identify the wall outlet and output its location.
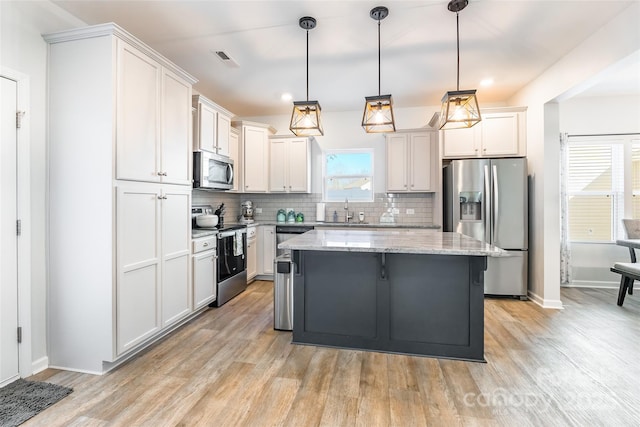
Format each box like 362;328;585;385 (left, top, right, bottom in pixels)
391;208;400;214
255;207;262;214
406;208;415;215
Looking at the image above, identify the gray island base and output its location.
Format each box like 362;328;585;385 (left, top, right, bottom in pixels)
278;230;508;362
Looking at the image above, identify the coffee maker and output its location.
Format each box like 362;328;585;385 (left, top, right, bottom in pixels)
240;200;254;223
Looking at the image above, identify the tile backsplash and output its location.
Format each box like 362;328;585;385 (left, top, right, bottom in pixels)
193;191;435;225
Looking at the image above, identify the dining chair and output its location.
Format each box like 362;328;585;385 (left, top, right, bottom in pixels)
610;219;640;306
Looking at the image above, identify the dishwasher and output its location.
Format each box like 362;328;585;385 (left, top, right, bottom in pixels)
275;225;314;256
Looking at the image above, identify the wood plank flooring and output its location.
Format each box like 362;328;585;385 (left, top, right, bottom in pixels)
25;282;640;426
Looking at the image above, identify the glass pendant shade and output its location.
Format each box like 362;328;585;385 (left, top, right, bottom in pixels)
363;6;395;134
362;95;395;133
290;100;324;136
289;16;323;137
438;0;481;130
439;89;481;130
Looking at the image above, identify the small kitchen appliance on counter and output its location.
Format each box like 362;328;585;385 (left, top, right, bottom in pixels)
240;200;254;224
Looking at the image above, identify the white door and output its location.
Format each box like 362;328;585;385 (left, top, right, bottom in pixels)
410;133;432;191
116;41;161;183
269;139;287;192
288;138;309;192
161;187;191;326
1;76;19;385
161;69;192;185
217;113;231;157
243;127;268;192
386;134;408;192
116;184;161;355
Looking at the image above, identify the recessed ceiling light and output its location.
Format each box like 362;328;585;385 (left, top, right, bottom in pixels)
480;78;494;87
281;93;292;102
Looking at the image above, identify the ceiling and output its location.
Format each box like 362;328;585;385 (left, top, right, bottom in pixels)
52;0;639;117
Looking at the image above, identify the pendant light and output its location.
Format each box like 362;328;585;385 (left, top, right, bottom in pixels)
290;16;323;136
362;6;395;133
438;0;481;130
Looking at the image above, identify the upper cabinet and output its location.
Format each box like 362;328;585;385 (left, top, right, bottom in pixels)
232;121;275;193
192;95;233;157
228;127;240;192
442;107;527;158
386;131;437;192
269;136;311;193
115;42;193;185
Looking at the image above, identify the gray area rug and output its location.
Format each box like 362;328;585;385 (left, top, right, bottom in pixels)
0;379;72;427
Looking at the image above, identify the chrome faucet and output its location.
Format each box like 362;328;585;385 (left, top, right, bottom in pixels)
344;198;353;223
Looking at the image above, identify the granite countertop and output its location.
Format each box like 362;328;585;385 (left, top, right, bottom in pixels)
277;229;507;257
259;221;441;229
192;228;218;238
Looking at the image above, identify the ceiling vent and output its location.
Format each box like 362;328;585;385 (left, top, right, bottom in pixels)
213;50;240;68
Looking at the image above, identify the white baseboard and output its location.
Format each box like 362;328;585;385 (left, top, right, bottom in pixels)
31;356;49;375
562;280;618;289
527;291;564;309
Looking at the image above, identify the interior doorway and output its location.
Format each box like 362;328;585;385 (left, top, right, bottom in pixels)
1;75;20;386
1;66;31;385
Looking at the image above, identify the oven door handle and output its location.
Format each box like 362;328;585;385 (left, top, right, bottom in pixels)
218;230;246;239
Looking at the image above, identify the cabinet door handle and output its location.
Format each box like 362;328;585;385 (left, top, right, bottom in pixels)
203;242;209;247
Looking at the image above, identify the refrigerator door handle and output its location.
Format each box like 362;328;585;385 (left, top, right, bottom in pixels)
484;164;491;244
492;164;499;244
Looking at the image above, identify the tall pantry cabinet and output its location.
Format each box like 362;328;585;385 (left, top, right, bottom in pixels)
44;23;196;373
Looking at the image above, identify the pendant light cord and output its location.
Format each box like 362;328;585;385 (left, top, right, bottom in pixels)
456;11;460;91
378;18;381;96
306;28;309;101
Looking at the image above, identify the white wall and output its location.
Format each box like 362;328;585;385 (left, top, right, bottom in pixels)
510;2;640;308
560;94;640;287
0;1;85;372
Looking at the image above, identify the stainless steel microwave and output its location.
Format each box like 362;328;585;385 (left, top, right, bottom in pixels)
193;151;234;190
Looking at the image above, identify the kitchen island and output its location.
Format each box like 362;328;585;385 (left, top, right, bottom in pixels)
278;229;507;362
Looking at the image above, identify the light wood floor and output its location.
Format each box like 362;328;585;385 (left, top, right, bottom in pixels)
26;281;640;426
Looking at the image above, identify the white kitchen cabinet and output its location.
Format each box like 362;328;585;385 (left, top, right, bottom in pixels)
228;127;240;192
269;137;311;193
217;113;231;157
45;23;196;374
233;121;275;193
257;225;276;277
115;42;192;185
247;225;258;281
442;107;527;158
192;236;217;309
386;131;437;192
116;183;191;355
192;95;234;157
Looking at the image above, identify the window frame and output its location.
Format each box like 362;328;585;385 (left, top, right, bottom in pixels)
322;148;375;203
566;135;639;243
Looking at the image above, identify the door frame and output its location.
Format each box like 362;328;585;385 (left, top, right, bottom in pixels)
1;66;32;378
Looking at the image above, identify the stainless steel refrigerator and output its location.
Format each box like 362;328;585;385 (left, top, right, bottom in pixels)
443;158;528;299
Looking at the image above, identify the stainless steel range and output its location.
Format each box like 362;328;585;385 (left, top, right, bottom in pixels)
214;224;247;306
192;206;247;307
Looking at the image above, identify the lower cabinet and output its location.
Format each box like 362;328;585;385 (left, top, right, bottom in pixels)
247;225;258;282
192;236;217;310
116;182;191;355
257;225;276;277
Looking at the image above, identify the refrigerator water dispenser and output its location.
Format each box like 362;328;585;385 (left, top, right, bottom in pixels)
459;192;482;221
